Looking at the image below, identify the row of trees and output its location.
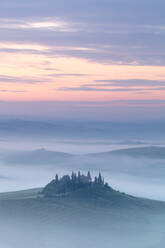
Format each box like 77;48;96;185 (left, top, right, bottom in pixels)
42;171;109;196
54;171;105;186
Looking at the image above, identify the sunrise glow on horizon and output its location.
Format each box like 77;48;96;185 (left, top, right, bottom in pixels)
0;1;165;120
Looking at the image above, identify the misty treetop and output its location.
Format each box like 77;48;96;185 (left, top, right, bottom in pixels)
42;172;110;197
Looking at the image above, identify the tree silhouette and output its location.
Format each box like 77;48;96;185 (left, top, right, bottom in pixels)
87;171;91;181
42;171;110;197
98;173;103;185
55;174;59;183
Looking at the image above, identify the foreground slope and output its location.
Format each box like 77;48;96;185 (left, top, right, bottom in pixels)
0;173;165;248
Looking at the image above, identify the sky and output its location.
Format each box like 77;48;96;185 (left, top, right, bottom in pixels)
0;0;165;121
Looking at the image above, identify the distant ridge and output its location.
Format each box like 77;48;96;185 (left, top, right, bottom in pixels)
5;149;73;165
87;146;165;159
4;146;165;167
1;119;165;140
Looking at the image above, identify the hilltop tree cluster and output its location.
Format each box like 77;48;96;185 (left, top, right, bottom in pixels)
42;171;109;196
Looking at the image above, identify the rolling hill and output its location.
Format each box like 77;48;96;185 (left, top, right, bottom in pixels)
4;148;74;165
88;146;165;159
0;174;165;248
4;146;165;167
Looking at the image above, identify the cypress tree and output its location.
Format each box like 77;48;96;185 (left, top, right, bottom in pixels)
71;172;74;182
55;174;59;183
98;173;103;185
78;171;81;182
94;176;98;184
87;171;91;181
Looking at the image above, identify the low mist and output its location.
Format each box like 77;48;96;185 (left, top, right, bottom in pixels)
0;136;165;201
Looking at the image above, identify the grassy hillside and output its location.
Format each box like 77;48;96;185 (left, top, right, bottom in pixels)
0;185;165;248
0;185;165;228
0;188;42;200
